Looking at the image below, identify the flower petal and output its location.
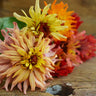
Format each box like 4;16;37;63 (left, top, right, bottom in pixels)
29;71;35;91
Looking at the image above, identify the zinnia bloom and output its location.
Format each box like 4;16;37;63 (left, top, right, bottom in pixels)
44;0;76;40
76;31;96;61
56;34;82;67
0;22;56;94
51;33;83;77
13;0;67;40
51;60;74;77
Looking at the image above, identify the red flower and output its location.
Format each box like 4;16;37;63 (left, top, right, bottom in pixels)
72;13;83;30
77;31;96;61
51;60;74;77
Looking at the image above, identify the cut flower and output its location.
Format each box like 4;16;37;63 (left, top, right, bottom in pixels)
51;60;74;77
51;32;83;77
44;0;76;40
0;22;56;94
76;31;96;61
13;0;67;40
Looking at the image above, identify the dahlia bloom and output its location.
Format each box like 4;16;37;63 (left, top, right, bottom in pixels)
76;31;96;61
0;22;56;94
13;0;67;40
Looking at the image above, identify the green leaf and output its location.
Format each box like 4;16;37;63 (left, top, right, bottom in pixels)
0;17;26;40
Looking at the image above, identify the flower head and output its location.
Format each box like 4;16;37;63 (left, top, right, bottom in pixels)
51;60;74;77
57;35;82;66
51;32;83;77
44;0;76;40
76;31;96;61
0;22;56;94
13;0;67;40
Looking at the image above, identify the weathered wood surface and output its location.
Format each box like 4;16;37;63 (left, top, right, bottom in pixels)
51;57;96;96
0;58;96;96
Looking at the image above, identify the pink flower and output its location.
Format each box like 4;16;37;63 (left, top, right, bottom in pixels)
51;32;83;77
0;22;56;94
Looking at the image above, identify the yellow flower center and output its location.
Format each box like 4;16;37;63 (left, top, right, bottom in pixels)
20;47;45;70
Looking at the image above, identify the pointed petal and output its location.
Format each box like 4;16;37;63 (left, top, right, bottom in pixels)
29;6;35;19
3;76;12;91
35;0;41;14
23;79;29;94
12;70;28;85
13;12;32;27
6;66;21;77
10;83;16;91
29;71;35;91
17;83;22;92
42;4;51;15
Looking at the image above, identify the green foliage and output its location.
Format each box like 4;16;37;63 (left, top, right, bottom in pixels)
0;17;26;40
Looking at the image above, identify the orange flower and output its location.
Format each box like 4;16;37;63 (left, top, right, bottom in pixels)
44;0;76;40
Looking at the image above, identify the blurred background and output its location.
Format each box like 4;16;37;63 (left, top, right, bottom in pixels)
0;0;96;37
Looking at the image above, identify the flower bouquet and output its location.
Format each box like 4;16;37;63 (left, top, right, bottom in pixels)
0;0;96;94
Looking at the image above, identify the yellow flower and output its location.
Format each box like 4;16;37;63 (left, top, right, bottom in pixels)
0;22;56;94
13;0;67;40
44;0;76;41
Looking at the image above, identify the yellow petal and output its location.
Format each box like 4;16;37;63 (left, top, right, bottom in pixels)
37;65;45;73
13;12;33;27
25;63;29;67
29;64;33;70
12;68;23;78
13;70;27;85
42;4;51;15
6;66;21;77
29;6;35;19
17;49;27;56
35;0;41;14
22;70;30;81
